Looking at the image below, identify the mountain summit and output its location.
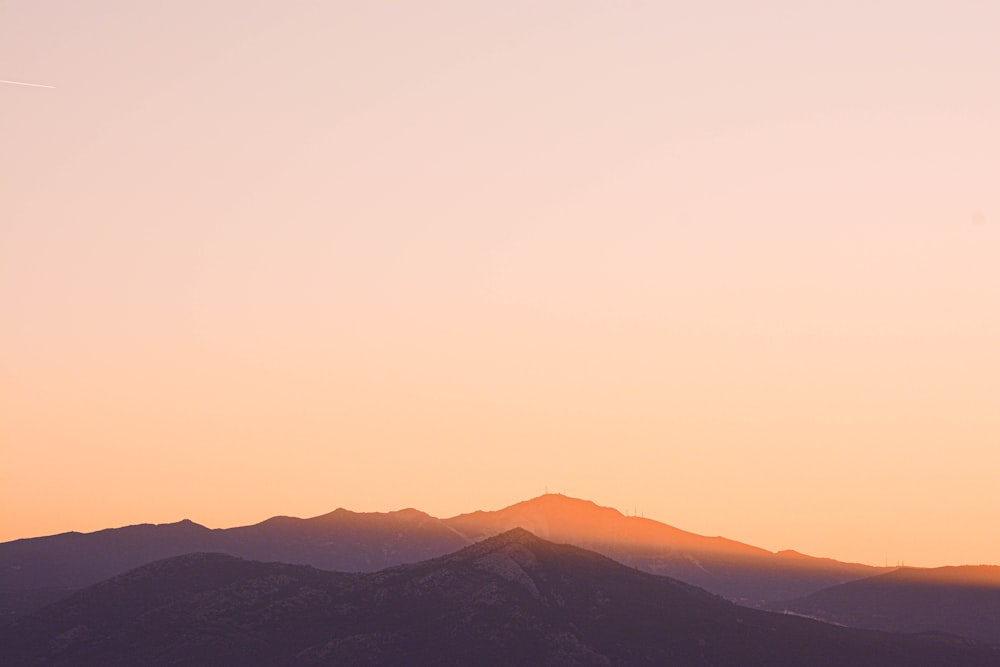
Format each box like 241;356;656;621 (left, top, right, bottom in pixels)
442;494;879;604
446;493;767;555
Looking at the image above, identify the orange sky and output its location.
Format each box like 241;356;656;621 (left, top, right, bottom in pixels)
2;0;998;567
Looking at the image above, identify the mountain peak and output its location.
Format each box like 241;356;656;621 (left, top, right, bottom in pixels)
446;493;769;559
513;493;620;514
440;528;575;570
484;526;543;545
449;527;547;557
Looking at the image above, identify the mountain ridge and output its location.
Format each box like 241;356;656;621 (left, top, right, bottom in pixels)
4;530;998;667
770;565;1000;643
0;493;944;623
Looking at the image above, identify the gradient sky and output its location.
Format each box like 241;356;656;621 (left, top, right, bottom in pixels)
2;0;998;567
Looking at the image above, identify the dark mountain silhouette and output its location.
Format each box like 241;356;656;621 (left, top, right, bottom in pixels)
0;494;894;623
217;507;468;570
0;508;466;622
443;494;881;604
770;565;1000;644
2;530;997;667
0;519;217;623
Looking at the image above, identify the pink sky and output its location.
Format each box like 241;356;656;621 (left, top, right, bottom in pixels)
2;0;998;567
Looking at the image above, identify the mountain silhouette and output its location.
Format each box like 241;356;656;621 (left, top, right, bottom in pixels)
0;495;881;623
443;494;880;603
2;530;997;667
0;508;466;622
0;518;217;623
770;565;1000;644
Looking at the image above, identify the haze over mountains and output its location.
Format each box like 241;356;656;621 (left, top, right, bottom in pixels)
0;494;878;622
0;506;467;622
446;495;882;604
3;530;998;667
771;565;1000;644
2;494;998;649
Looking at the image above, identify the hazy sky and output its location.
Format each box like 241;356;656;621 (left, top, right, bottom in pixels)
2;0;998;567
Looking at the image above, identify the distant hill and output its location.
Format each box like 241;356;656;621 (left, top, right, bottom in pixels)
769;565;1000;644
0;508;467;622
0;494;883;622
443;494;881;604
3;530;997;667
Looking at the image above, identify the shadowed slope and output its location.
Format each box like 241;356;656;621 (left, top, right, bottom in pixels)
771;565;1000;644
0;520;215;590
216;507;468;571
3;530;998;667
0;509;467;623
0;520;216;622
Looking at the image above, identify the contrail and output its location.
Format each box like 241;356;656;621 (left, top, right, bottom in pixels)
0;79;56;89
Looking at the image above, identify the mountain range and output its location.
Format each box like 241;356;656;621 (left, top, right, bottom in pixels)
2;494;998;649
0;493;879;623
3;529;997;667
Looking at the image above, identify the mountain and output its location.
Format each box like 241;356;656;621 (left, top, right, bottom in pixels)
0;494;888;622
443;494;881;604
769;565;1000;644
0;518;217;623
0;508;467;623
2;530;997;667
216;507;468;570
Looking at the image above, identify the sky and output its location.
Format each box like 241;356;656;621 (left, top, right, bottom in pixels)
1;0;998;567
